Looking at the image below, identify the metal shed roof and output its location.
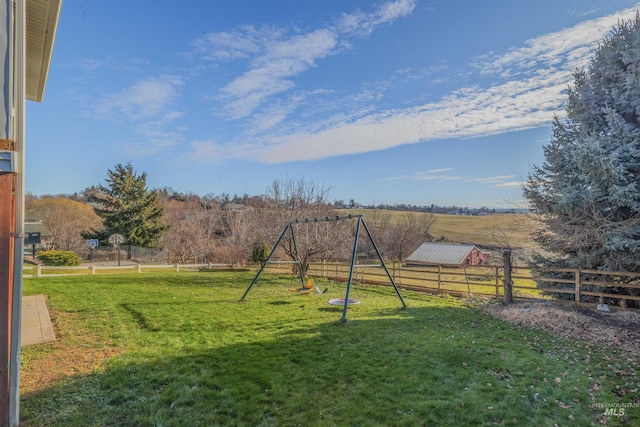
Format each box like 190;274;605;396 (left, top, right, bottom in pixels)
405;242;477;265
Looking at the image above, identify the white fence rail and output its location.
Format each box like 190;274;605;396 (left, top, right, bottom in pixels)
23;263;229;278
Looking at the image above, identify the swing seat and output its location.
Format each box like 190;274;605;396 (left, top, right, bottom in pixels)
289;279;314;294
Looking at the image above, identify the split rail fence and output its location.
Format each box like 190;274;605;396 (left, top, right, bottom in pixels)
269;261;640;309
23;260;640;309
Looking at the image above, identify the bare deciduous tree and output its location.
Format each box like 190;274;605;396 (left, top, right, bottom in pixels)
162;195;225;263
254;177;351;273
219;205;257;266
27;197;102;252
209;245;246;268
382;212;435;265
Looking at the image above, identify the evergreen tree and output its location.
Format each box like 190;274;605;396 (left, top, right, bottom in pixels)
251;240;270;266
86;163;167;248
524;15;640;301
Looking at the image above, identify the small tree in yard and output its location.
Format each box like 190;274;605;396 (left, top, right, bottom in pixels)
524;15;640;305
85;163;167;248
252;240;270;266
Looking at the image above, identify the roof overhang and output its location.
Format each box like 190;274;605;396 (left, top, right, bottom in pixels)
26;0;62;102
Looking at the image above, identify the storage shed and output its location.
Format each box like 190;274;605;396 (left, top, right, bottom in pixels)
405;242;490;266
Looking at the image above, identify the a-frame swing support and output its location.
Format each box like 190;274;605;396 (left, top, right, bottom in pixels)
240;221;306;302
240;214;407;322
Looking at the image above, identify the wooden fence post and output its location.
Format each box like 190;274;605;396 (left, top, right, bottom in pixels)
502;251;513;305
392;261;396;282
574;269;580;304
494;266;499;297
437;264;442;291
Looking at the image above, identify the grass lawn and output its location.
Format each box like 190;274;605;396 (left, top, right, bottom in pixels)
20;271;637;426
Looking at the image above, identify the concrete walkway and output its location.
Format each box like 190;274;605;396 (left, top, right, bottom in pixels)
21;295;55;347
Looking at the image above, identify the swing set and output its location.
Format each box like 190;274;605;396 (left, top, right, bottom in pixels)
240;214;407;322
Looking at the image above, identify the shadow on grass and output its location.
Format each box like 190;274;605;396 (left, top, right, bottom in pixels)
119;303;161;332
20;303;615;427
268;301;292;306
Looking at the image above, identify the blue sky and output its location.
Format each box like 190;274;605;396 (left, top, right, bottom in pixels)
26;0;640;208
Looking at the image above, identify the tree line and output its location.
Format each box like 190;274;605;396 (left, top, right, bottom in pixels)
26;167;435;272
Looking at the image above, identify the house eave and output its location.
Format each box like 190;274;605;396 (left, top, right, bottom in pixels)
26;0;62;102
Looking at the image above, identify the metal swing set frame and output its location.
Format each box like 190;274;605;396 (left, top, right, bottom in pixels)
240;214;407;322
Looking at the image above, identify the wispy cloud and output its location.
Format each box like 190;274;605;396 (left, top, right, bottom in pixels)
93;75;186;155
189;5;638;165
191;25;283;61
466;175;515;184
219;72;566;163
79;56;150;73
122;111;186;156
219;28;338;119
385;171;521;187
336;0;416;37
95;75;184;121
494;181;525;188
383;169;462;182
477;9;629;77
465;175;523;188
193;0;416;121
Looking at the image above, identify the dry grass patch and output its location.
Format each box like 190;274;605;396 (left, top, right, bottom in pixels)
483;302;640;353
20;310;125;395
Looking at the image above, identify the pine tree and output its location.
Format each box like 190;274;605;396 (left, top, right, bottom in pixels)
524;15;640;302
86;163;167;248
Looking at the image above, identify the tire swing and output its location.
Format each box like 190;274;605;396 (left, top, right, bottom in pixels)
327;297;360;306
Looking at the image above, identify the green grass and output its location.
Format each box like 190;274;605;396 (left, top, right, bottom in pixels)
20;271;638;426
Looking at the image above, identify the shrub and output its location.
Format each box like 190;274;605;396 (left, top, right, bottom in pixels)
251;240;270;265
37;249;80;266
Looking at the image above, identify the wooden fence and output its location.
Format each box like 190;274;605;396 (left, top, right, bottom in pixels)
532;268;640;307
283;261;638;309
298;261;537;299
24;260;640;309
22;263;225;278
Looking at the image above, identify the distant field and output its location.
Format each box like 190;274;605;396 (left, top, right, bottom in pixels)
338;209;540;249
